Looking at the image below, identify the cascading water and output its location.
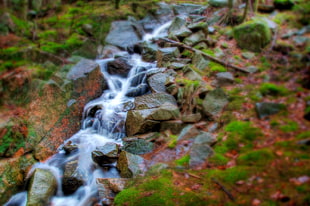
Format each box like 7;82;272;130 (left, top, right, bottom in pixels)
5;21;171;206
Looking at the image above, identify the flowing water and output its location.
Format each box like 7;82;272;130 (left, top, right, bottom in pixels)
5;21;171;206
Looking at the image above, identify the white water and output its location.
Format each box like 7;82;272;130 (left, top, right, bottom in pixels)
5;20;171;206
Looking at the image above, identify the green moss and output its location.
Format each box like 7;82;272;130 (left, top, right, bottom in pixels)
208;153;229;166
225;121;261;141
114;188;141;206
168;134;178;149
237;149;274;166
259;83;289;96
279;121;299;132
209;61;227;72
207;166;249;184
0;125;25;156
38;30;58;40
202;49;215;57
297;131;310;139
175;155;190;166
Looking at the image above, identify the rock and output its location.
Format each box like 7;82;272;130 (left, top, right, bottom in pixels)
181;113;202;123
258;4;275;13
242;51;255;59
122;137;154;155
134;93;177;109
116;151;144;178
183;66;203;81
147;73;169;93
178;124;200;141
274;0;294;10
202;88;229;119
192;53;210;71
105;21;142;50
0;12;15;35
62;160;85;195
188;21;208;31
27;168;57;206
141;42;158;62
62;141;78;154
82;23;93;36
92;143;120;165
0;155;36;205
255;102;286;119
233;19;272;52
99;45;122;59
247;66;259;73
209;0;230;7
97;178;128;205
297;139;310;146
160;120;185;134
126;103;180;136
215;72;235;86
155;2;175;23
168;16;192;38
107;57;132;77
168;62;186;70
173;3;207;15
193;131;217;146
189;141;214;168
183;30;206;46
157;47;180;67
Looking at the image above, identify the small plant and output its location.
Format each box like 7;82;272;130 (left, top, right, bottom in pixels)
168;135;178;149
259;83;289;96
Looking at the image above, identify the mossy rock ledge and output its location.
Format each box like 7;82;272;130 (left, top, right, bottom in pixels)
233;20;272;52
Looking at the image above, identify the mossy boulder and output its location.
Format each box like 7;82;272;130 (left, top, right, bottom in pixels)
116;151;144;178
233;20;272;52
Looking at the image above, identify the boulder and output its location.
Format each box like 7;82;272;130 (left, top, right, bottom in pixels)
97;178;128;205
147;73;169;93
62;160;85;195
157;47;180;67
192;53;210;71
126;103;180;136
160;120;185;134
202;88;228;119
189;141;214;168
255;102;286;119
92;143;120;165
105;21;141;50
233;19;272;52
181;113;202;123
134;93;177;110
141;42;158;62
122;137;154;155
107;57;132;77
215;72;235;86
177;125;200;141
183;30;206;46
168;16;192;38
116;151;144;178
193;131;217;146
100;45;122;59
173;3;207;15
27;168;57;206
187;21;208;31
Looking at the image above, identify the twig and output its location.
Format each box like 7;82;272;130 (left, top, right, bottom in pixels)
159;38;250;73
211;178;235;201
188;173;202;179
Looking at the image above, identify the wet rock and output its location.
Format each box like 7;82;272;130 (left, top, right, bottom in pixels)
134;93;177;109
215;72;235;86
233;19;272;52
274;0;294;10
100;45;122;59
97;178;128;205
183;30;206;46
160;120;185;134
168;62;186;70
181;113;202;123
168;16;192;38
126;83;149;97
255;102;286;119
0;155;36;205
126;103;180;136
107;57;132;77
157;47;180;67
92;143;120;165
122;137;154;155
62;160;85;195
192;53;210;71
202;88;229;119
63;141;78;154
188;21;208;31
27;168;57;206
141;42;158;62
173;3;207;15
154;2;175;23
116;151;144;178
147;73;169;93
178;124;200;141
105;21;142;50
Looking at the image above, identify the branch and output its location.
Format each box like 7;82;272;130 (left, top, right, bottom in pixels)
159;38;249;73
211;178;235;201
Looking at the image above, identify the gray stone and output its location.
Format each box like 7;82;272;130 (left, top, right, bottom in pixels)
97;178;128;206
168;62;186;70
62;160;85;194
141;42;158;62
160;120;185;134
194;131;217;145
188;21;208;30
208;26;216;34
105;21;141;50
189;142;214;168
99;45;122;59
92;143;120;165
116;151;144;178
168;16;192;38
134;93;177;109
155;2;175;23
178;125;200;141
147;73;169;93
247;66;259;73
67;59;100;80
183;30;206;46
255;102;286;119
216;72;234;86
192;53;210;71
107;57;132;77
27;168;57;206
122;137;154;155
156;47;180;67
181;113;202;123
183;67;203;81
202;88;229;119
173;3;207;15
242;51;255;59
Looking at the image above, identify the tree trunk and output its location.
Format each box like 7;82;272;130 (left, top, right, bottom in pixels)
115;0;120;9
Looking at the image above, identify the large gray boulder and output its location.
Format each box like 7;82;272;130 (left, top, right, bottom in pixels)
116;151;145;178
141;42;158;62
27;168;57;206
255;102;286;119
62;160;85;195
107;57;132;77
183;30;206;46
173;3;207;15
134;92;177;110
105;21;142;50
147;73;170;93
192;53;210;71
202;88;229;119
122;136;154;155
168;16;192;38
92;143;120;165
157;47;180;67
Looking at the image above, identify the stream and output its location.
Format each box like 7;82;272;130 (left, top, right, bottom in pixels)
5;21;171;206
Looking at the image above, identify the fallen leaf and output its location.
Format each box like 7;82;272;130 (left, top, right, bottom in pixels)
252;198;261;206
